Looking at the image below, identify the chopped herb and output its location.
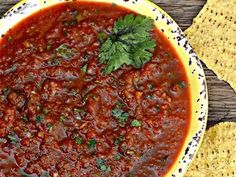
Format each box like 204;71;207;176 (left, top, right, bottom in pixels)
63;30;68;36
47;58;60;67
83;53;90;61
70;19;78;26
88;139;97;149
7;36;12;42
116;101;126;109
156;105;160;112
178;81;187;89
46;43;52;50
56;44;73;60
131;119;142;127
74;108;87;120
99;14;156;74
75;137;83;145
4;65;17;74
19;169;34;177
76;15;83;23
91;94;98;100
62;21;69;27
98;32;107;41
22;115;29;122
43;108;50;115
81;64;87;73
111;2;117;7
46;123;53;132
8;132;19;144
41;172;50;177
3;87;11;99
71;134;83;145
96;159;111;173
168;73;175;79
114;136;125;146
114;153;121;160
60;115;67;123
35;114;44;123
71;10;79;16
112;108;129;124
147;94;154;99
147;84;155;90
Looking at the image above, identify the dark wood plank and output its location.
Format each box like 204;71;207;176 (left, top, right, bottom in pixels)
0;0;235;127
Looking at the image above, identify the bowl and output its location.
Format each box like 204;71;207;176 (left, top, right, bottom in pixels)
0;0;208;176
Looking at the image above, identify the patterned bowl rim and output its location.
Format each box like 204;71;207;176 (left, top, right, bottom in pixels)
0;0;208;176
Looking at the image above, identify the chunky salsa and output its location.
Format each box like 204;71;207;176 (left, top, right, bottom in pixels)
0;2;190;177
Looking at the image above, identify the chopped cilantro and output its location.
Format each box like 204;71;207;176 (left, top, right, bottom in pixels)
131;119;142;127
114;136;125;146
96;159;111;173
46;43;52;50
46;123;53;132
156;105;160;112
7;36;12;42
99;14;156;74
76;15;83;23
74;108;87;120
4;65;17;74
47;58;60;67
56;44;73;60
75;137;83;145
81;64;87;73
147;94;154;99
112;108;129;124
35;115;44;123
3;86;11;98
43;108;50;115
147;84;155;90
98;32;107;41
19;169;34;177
114;153;121;160
22;115;29;122
116;101;126;109
178;81;187;89
88;139;97;149
60;115;67;123
71;10;79;16
8;132;19;144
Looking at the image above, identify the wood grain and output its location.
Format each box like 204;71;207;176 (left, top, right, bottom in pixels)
0;0;235;127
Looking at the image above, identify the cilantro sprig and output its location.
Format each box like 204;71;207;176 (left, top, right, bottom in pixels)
99;14;156;74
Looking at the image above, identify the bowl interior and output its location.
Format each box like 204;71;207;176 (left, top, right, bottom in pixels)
0;0;208;176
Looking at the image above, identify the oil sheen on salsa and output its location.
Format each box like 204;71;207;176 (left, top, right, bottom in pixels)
0;2;190;177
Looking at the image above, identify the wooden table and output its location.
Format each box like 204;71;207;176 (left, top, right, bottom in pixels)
0;0;236;127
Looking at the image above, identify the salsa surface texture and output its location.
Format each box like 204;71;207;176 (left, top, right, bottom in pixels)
0;2;191;177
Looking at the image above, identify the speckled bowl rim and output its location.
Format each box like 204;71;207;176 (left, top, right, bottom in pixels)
0;0;208;176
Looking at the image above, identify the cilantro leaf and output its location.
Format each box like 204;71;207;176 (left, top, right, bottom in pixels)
35;114;44;123
112;108;129;124
88;139;97;149
56;44;73;60
97;159;111;173
8;132;20;144
99;14;156;74
131;119;142;127
75;137;83;145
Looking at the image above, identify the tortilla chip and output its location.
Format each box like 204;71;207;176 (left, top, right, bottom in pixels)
184;0;236;91
185;122;236;177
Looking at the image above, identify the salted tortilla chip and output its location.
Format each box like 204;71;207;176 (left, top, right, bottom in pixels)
185;122;236;177
184;0;236;91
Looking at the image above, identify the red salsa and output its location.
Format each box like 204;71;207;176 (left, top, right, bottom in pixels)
0;2;190;177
